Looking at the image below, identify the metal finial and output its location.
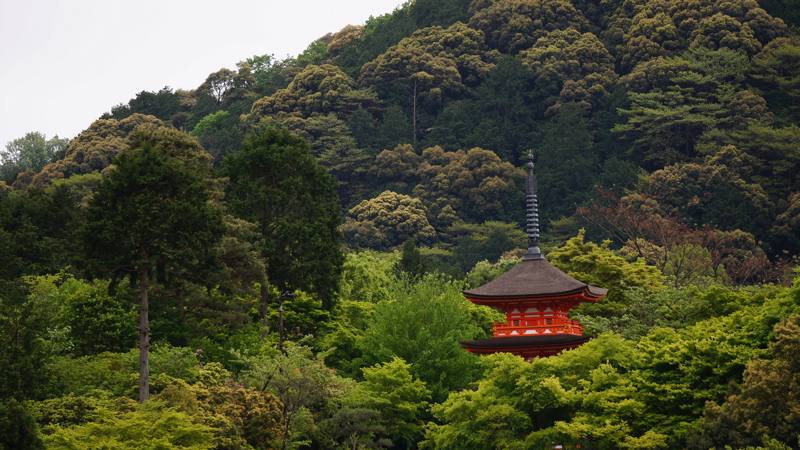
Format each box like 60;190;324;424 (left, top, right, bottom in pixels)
523;151;543;260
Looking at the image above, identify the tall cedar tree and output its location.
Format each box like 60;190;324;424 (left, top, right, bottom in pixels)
223;123;343;311
82;144;223;402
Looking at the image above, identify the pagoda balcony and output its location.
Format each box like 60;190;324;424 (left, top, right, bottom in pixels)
492;320;584;337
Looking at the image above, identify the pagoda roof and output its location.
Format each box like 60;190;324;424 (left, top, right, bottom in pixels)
461;334;590;350
464;258;607;300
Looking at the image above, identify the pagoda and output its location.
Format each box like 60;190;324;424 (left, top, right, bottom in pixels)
460;152;607;359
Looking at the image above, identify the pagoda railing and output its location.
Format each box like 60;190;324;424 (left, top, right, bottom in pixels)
493;320;584;337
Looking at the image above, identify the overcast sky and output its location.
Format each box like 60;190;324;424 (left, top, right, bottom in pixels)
0;0;403;146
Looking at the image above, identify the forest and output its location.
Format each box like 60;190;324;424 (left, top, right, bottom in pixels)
1;0;799;448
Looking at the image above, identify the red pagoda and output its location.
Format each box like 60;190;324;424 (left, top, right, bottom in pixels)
461;152;607;359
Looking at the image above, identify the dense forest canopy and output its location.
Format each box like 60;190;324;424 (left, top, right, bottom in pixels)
1;0;800;448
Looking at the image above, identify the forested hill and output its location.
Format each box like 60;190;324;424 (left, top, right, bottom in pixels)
5;0;800;281
2;0;800;449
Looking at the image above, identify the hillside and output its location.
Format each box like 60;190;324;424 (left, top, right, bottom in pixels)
1;0;800;449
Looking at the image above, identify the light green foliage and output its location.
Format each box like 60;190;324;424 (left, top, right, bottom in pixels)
34;365;282;450
266;289;330;338
190;110;242;163
359;275;484;401
548;229;665;316
465;255;519;289
47;344;200;398
347;357;431;447
42;400;216;450
0;275;69;400
0;132;68;183
318;300;376;377
339;251;399;303
699;315;800;448
241;344;349;449
158;368;283;449
26;275;137;355
423;334;638;449
343;190;437;249
424;277;800;449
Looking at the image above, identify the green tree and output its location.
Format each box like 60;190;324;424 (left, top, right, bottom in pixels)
612;0;786;70
369;145;523;228
342;191;436;250
250;64;379;119
548;230;665;317
520;28;617;115
349;357;431;448
104;86;184;124
42;400;217;449
423;56;537;158
26;275;137;355
699;315;800;448
223;123;344;309
758;0;800;27
242;345;347;450
697;123;800;201
0;399;43;450
278;113;372;207
1;132;69;183
397;239;426;279
0;278;66;400
190;110;242;163
644;147;773;235
359;275;484;401
359;22;497;144
750;37;800;123
468;0;589;53
338;251;399;304
537;103;599;222
446;221;526;273
0;183;84;281
31;114;164;186
82;138;224;402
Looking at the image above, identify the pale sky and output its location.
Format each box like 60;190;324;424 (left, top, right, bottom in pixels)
0;0;403;146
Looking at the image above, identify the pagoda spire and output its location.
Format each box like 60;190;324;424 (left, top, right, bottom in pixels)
523;151;543;260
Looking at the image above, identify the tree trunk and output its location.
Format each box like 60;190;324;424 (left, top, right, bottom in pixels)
138;259;150;403
282;404;290;450
259;276;269;320
412;78;418;148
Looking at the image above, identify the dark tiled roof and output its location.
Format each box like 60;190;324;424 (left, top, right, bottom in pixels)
461;334;590;349
463;258;607;299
